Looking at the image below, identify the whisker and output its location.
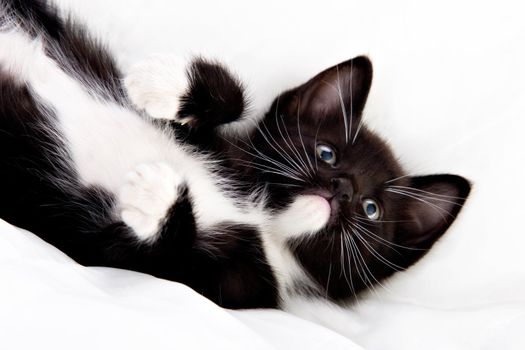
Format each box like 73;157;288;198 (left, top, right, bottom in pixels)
335;67;350;144
254;121;309;178
349;228;390;296
351;226;405;272
224;136;305;180
278;114;313;179
352;118;364;145
386;189;458;220
313;123;322;171
352;220;424;251
345;228;373;296
388;185;467;201
295;100;316;176
383;174;413;184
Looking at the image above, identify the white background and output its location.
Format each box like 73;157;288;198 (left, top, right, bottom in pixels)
2;0;525;349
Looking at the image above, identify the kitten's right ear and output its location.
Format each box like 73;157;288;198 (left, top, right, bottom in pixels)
393;174;472;267
275;56;373;129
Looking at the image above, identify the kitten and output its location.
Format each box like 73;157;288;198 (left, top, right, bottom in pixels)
128;53;471;309
0;0;470;319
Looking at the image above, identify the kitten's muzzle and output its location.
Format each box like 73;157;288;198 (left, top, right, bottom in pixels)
331;177;355;203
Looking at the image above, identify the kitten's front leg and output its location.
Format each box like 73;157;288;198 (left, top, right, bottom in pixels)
124;55;246;129
119;162;185;243
271;195;331;240
124;55;193;123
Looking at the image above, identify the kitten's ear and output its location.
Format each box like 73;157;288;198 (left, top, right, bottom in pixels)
278;56;373;126
394;174;471;266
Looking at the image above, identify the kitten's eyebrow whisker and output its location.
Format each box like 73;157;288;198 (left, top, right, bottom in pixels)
313;123;321;172
383;174;413;184
295;99;316;177
352;118;364;145
385;188;462;221
334;68;350;145
388;185;467;201
385;189;453;221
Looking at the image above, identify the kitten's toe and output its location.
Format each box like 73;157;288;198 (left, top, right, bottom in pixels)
124;54;190;121
119;162;183;242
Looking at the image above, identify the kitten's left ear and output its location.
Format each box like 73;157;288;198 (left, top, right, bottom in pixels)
393;174;471;267
277;56;373;129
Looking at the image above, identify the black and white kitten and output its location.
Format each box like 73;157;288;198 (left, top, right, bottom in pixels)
0;0;470;319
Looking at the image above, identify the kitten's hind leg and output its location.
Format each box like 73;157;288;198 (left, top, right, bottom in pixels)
124;55;247;128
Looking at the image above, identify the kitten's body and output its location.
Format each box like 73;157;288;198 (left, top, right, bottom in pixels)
0;0;470;331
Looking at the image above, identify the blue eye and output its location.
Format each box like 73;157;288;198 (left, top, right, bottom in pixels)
316;144;336;165
362;199;380;220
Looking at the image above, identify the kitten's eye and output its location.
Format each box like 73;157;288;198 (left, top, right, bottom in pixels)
316;144;336;165
362;199;381;220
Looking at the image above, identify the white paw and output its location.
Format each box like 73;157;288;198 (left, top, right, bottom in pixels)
272;195;331;240
124;54;192;122
119;162;183;242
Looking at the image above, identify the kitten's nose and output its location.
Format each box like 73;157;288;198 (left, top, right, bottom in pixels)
331;177;354;202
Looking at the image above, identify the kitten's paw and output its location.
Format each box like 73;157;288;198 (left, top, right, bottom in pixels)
119;162;183;242
272;195;331;240
124;55;193;123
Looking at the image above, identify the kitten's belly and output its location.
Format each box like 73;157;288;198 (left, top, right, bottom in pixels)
0;29;248;228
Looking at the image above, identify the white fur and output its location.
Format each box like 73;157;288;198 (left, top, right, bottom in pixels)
119;162;183;241
0;19;337;328
271;195;331;240
0;27;266;244
124;54;191;122
122;55;333;302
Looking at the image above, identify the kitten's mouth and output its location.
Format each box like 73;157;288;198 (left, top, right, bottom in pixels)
303;189;340;223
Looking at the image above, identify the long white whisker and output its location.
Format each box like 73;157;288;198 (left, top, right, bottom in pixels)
352;118;364;145
351;227;405;272
253;121;308;177
295;102;315;176
350;228;392;295
335;67;350;144
386;189;455;220
388;185;466;201
278;114;312;179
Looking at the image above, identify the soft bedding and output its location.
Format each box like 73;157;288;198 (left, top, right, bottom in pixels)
2;0;525;349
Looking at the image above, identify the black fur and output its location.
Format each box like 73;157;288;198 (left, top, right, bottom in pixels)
236;56;471;302
0;0;277;309
5;0;126;104
0;0;471;310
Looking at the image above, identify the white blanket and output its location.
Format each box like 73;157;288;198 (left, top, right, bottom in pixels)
2;0;525;348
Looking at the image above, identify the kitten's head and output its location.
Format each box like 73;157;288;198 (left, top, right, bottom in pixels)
251;56;471;301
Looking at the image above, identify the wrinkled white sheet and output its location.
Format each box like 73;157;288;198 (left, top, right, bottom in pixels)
2;0;525;349
0;219;361;349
